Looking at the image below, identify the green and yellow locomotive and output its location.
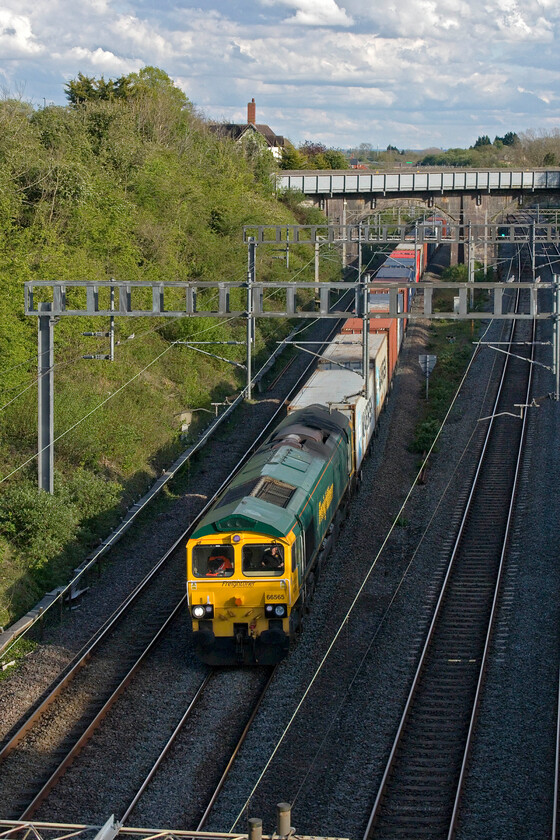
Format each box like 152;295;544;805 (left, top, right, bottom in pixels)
186;405;356;665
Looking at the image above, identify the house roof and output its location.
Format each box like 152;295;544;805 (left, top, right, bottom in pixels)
209;122;286;149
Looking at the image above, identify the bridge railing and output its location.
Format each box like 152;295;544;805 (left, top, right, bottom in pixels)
275;169;560;195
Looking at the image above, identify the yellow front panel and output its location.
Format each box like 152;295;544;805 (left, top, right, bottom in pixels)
187;531;298;639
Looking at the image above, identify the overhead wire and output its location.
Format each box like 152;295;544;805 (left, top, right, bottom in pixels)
288;317;502;811
0;341;179;486
228;267;507;832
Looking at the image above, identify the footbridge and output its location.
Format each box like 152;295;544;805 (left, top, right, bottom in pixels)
276;168;560;202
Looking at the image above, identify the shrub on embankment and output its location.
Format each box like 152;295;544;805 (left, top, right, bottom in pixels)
0;69;341;628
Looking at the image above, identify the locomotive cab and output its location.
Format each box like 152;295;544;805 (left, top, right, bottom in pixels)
187;534;298;665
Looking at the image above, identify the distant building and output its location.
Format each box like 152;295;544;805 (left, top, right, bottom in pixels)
209;98;286;159
349;158;370;170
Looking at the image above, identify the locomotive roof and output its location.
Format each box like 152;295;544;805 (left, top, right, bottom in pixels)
191;405;350;539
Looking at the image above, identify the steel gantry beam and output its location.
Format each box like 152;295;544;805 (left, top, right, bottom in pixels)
23;219;560;492
25;279;557;320
242;221;560;246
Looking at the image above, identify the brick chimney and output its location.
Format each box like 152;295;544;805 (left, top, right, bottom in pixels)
247;97;256;125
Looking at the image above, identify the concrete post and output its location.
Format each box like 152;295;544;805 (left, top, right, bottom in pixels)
248;818;262;840
38;303;55;494
276;803;292;838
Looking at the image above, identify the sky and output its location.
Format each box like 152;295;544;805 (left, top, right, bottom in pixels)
1;0;560;150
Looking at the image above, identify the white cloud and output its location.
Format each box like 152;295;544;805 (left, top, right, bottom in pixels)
260;0;354;26
0;0;559;147
112;14;171;56
518;86;557;104
0;9;42;56
63;46;138;74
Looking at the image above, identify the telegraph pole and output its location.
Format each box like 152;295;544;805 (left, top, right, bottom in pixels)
246;237;256;400
38;303;55;494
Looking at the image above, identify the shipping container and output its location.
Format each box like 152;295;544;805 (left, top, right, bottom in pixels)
288;334;388;468
375;265;415;283
393;241;428;272
368;289;408;314
342;317;399;382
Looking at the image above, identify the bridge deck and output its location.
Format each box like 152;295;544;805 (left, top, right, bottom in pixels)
276;168;560;196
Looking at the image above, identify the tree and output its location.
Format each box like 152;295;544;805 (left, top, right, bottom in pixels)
322;149;348;169
279;145;307;170
502;131;519;146
65;67;191;117
65;73;100;105
124;67;190;112
299;140;327;158
473;135;491;148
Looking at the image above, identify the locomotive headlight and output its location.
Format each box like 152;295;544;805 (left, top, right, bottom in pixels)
192;604;214;619
265;603;286;618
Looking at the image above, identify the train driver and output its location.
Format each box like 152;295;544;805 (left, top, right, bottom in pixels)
207;551;233;577
260;544;284;571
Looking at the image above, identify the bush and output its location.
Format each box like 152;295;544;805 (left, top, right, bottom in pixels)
411;419;441;453
0;472;121;591
0;482;78;568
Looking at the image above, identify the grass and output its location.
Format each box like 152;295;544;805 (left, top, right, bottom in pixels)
410;317;477;454
0;636;37;679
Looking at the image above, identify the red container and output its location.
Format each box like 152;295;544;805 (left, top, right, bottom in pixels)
392;242;428;275
342;316;400;382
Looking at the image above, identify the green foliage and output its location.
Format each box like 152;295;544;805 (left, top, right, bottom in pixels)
410;320;475;454
66;67;190;112
0;472;121;561
412;419;441;454
0;637;36;680
0;69;337;627
495;131;519;147
441;264;469;282
280;145;310;170
0;472;121;620
279;141;348;170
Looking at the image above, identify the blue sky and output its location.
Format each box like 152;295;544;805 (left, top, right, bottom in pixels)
1;0;560;149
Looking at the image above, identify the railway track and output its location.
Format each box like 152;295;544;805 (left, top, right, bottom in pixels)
363;255;535;837
120;667;276;828
0;313;349;822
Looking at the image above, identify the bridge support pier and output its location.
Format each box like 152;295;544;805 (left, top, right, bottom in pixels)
319;190;526;271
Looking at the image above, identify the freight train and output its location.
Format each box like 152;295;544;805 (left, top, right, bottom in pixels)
186;225;443;665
